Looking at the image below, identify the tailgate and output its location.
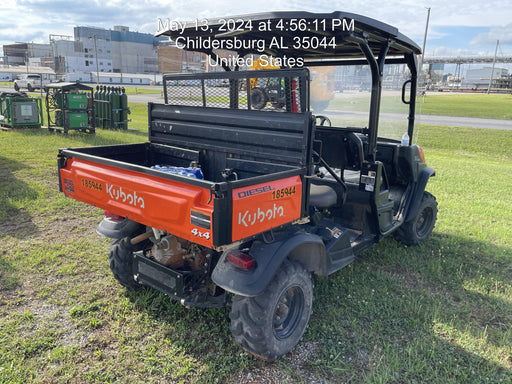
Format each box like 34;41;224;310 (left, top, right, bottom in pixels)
59;157;214;248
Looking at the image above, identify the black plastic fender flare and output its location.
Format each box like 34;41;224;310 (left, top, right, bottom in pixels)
96;217;146;239
404;166;435;222
212;231;326;297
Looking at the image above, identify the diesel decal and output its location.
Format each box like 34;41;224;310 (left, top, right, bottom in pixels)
106;183;145;208
237;185;274;199
238;204;284;227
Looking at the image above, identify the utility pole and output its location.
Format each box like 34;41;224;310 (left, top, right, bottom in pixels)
93;35;100;85
89;34;100;85
418;7;431;88
487;40;499;94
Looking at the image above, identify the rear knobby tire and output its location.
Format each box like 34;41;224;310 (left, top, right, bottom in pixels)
394;191;438;245
250;87;267;110
108;237;141;290
229;259;313;361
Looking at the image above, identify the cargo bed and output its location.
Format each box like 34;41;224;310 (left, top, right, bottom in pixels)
58;142;305;248
59;71;314;248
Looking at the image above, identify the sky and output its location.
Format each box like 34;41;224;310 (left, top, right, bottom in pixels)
1;0;512;60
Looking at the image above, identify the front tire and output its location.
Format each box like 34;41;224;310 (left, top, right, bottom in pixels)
395;191;438;245
229;259;313;361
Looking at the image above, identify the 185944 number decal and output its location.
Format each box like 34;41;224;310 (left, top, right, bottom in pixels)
272;186;296;200
81;178;102;191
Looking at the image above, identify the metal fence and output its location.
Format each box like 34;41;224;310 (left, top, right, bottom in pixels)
163;68;310;113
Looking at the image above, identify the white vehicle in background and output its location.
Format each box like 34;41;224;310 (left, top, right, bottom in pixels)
14;74;49;91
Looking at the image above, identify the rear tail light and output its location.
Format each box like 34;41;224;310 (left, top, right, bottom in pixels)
104;211;125;221
226;250;255;269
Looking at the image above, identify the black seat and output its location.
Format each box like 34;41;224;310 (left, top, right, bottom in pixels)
309;184;338;208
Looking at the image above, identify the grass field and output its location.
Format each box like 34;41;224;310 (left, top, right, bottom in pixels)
328;93;512;120
0;98;511;383
419;93;512;119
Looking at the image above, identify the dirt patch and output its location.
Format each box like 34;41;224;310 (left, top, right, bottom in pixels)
1;203;101;244
384;265;441;298
231;341;329;384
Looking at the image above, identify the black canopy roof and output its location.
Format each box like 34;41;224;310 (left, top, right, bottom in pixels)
156;11;421;61
44;82;93;91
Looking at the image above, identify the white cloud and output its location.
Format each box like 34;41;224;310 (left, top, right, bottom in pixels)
2;0;512;53
425;46;497;57
0;0;16;8
420;0;512;27
470;24;512;47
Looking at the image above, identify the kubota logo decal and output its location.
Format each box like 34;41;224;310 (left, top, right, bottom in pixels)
106;183;145;208
238;204;284;227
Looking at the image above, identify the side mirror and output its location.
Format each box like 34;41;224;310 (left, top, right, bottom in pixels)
401;80;412;105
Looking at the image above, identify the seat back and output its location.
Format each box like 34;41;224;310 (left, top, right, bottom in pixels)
314;127;365;172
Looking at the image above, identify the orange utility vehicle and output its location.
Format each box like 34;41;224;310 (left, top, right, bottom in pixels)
58;11;437;360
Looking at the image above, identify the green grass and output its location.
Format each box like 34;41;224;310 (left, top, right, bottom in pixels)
1;102;511;383
419;93;512;119
123;87;161;95
327;93;408;115
327;93;512;120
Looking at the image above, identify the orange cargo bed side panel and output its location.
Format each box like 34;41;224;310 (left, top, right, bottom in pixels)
232;176;303;242
60;158;214;247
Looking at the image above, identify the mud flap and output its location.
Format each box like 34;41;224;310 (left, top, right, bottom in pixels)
404;167;435;223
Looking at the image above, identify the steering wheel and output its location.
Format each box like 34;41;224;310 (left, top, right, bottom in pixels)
315;115;331;127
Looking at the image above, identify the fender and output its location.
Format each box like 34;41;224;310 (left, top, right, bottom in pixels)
212;231;326;297
96;217;146;239
404;166;435;222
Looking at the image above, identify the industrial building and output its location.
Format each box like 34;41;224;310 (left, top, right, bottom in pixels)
2;43;52;66
462;67;510;89
2;25;166;78
51;25;164;74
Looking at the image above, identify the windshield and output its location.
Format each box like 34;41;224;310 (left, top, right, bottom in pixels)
308;64;415;143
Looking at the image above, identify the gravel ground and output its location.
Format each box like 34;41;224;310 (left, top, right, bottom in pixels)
231;341;331;384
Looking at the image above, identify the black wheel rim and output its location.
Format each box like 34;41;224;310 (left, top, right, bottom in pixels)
416;206;433;238
273;285;304;340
